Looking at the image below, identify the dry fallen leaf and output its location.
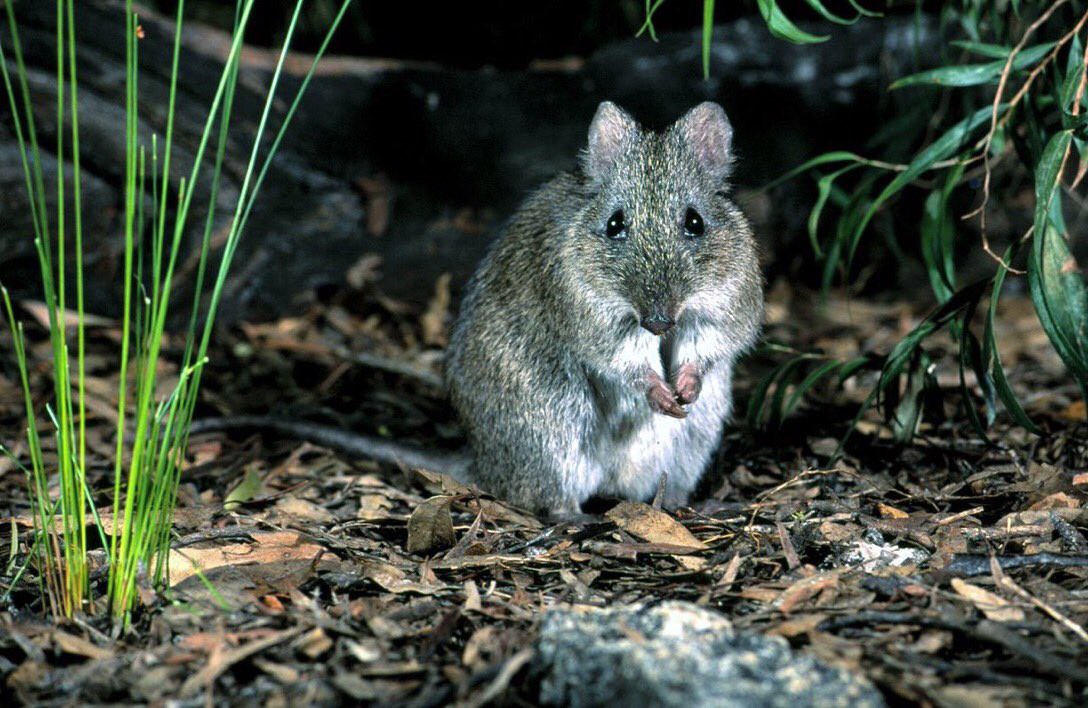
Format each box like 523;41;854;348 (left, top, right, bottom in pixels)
605;501;706;550
357;493;396;521
19;300;115;330
412;469;542;529
950;578;1025;622
168;530;323;587
605;501;707;570
6;660;48;691
273;497;336;525
53;630;113;661
354;175;391;237
777;571;841;614
407;495;456;554
877;502;910;520
4;506;215;534
717;554;744;590
361;560;440;595
1028;492;1081;511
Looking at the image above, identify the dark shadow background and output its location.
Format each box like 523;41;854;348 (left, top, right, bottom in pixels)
1;0;985;322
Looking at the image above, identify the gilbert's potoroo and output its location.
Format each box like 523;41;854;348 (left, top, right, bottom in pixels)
446;101;763;515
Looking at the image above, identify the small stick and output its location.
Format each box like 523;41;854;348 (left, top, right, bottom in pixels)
943;552;1088;577
964;2;1088;272
990;554;1088;645
935;506;984;526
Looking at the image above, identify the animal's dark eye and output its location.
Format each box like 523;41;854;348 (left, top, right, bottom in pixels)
684;207;705;237
605;209;626;239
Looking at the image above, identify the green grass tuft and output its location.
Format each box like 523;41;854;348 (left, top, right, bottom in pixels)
0;0;351;624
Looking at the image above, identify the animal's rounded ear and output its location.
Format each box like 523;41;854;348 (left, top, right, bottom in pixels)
676;102;734;180
583;101;638;181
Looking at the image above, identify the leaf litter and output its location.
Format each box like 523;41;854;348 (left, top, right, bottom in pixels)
0;277;1087;706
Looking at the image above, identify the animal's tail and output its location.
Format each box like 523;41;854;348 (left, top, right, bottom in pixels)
188;415;469;481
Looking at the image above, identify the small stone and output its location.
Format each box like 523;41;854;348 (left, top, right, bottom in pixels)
534;601;884;708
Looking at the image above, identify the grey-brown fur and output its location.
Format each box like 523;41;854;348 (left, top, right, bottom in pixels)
446;101;763;515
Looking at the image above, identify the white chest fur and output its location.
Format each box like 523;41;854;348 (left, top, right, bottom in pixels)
587;325;728;502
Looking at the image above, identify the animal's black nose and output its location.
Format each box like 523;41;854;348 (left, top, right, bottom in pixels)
641;312;675;336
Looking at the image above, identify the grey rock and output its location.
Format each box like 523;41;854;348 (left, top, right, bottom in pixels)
535;601;884;708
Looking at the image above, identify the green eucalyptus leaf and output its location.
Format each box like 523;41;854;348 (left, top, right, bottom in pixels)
989;122;1007;156
808;165;860;258
827;179;875;291
891;41;1055;89
958;322;991;436
964;295;998;427
1062;110;1088;136
921;190;954;303
821;234;844;292
764;150;867;190
768;356;812;428
801;0;861;25
949;40;1019;59
838;282;986;451
847;104;998;268
1029;130;1088;390
837;355;874;383
879;280;990;391
783;359;842;419
224;465;265;511
756;0;829;44
920;165;963;304
747;356;784;427
846;0;882;18
890;349;930;442
1061;33;1084;111
985;247;1039;432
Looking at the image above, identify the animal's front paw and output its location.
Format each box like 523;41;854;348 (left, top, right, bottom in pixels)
647;378;687;419
673;362;701;405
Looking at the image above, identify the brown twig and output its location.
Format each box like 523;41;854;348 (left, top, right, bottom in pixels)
935;506;984;526
990;554;1088;645
968;0;1069;222
942;552;1088;577
173;526;255;548
963;2;1087;273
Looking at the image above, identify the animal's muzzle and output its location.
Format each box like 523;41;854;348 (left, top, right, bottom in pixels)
640;311;675;336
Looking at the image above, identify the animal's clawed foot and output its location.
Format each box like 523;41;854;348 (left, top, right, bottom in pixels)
647;378;687;419
673;362;701;405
